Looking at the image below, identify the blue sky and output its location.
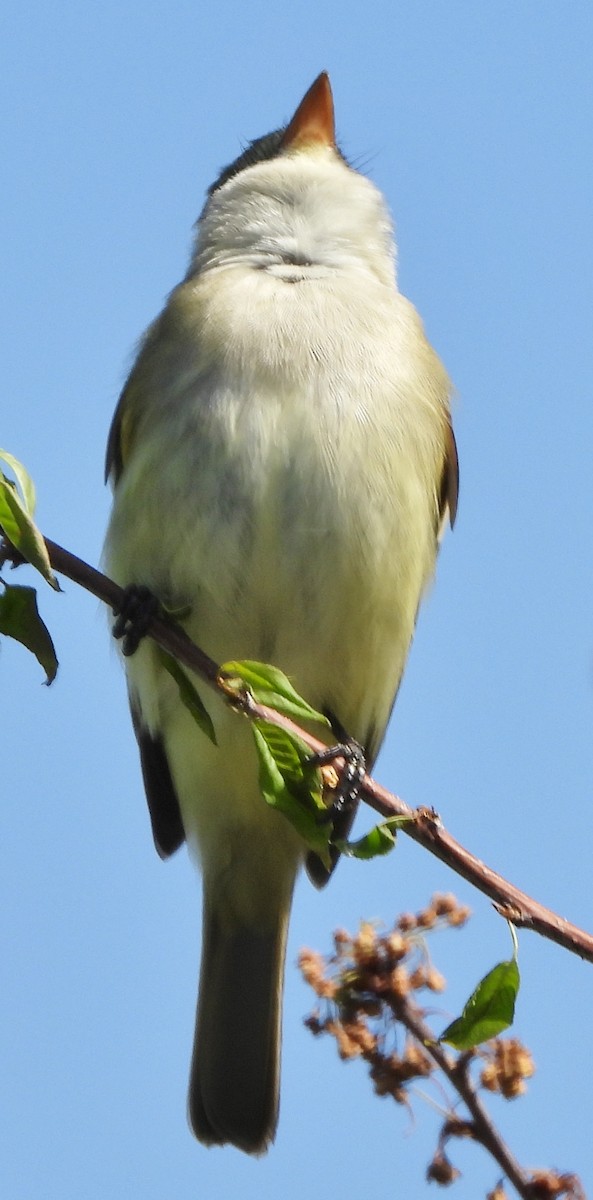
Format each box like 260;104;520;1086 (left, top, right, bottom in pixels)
2;3;592;1197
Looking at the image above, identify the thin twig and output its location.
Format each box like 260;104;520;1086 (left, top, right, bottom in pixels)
396;999;532;1197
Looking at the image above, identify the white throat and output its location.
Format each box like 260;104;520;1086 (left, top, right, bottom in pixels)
189;149;398;289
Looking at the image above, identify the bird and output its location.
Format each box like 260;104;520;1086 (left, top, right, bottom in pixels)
103;71;458;1155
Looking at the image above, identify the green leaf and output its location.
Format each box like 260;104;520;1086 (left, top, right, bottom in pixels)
158;650;217;745
440;958;520;1049
221;660;330;728
0;475;58;590
0;584;58;684
252;720;331;864
336;816;408;860
0;450;36;514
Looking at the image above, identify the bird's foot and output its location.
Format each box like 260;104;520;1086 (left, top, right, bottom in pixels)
112;583;161;656
310;737;366;825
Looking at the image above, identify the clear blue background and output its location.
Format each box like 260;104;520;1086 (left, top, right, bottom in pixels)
2;3;592;1197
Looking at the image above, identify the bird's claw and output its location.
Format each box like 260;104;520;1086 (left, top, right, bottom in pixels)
309;738;366;827
112;584;161;656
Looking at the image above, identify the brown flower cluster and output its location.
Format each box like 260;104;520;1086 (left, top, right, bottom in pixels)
482;1169;584;1200
300;894;470;1106
480;1038;535;1099
299;893;582;1199
527;1171;585;1200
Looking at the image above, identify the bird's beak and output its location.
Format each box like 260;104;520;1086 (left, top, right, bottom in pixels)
281;72;336;151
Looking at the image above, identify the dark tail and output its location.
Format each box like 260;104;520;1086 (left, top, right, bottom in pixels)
188;891;290;1154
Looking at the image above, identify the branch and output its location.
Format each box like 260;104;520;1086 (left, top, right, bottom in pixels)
15;535;593;966
399;1002;532;1196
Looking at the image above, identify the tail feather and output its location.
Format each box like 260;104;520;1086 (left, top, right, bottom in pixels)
188;893;289;1155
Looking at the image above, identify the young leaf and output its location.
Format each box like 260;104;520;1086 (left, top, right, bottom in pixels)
0;450;37;514
440;958;520;1049
252;719;331;865
0;473;58;590
158;649;217;745
335;816;408;860
0;584;58;683
220;660;330;728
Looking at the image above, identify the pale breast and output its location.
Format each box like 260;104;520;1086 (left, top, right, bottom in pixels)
105;264;448;754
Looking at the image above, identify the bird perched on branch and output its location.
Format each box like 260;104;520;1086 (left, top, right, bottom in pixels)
104;71;458;1155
